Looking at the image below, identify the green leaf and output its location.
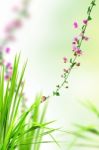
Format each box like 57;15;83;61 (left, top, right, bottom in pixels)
88;16;92;21
87;7;91;15
91;1;96;6
71;62;76;68
70;58;73;63
53;91;60;96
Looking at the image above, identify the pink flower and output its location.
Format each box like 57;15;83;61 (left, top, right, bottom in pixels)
72;41;76;45
74;37;79;43
84;36;89;41
76;49;82;55
72;45;77;51
5;74;10;80
5;20;22;32
5;72;12;80
73;21;78;28
5;48;10;54
83;19;88;25
79;33;89;41
6;62;12;68
5;24;13;33
12;19;22;28
72;45;82;56
63;57;68;63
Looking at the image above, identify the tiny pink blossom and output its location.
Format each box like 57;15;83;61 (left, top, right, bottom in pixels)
79;33;89;41
6;62;12;68
73;21;78;28
76;49;82;55
5;20;22;33
5;74;10;80
8;71;13;76
83;19;88;25
72;41;76;45
84;36;89;41
5;24;13;33
12;20;22;28
72;45;83;56
72;45;77;51
74;37;79;43
63;57;68;63
5;48;10;54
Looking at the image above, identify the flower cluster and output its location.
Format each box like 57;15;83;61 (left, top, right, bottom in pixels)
72;19;89;56
0;0;32;110
0;0;31;79
53;0;96;96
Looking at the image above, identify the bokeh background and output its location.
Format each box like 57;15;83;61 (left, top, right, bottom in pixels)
0;0;99;149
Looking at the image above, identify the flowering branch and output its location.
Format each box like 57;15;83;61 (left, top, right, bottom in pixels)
0;0;32;111
0;0;32;80
0;0;96;104
52;0;96;96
